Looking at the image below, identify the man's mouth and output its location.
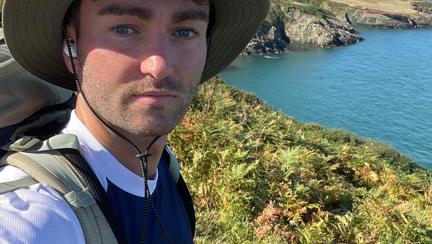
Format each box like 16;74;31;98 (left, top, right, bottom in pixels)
131;90;177;105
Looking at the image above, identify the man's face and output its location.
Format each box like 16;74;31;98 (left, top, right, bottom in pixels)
68;0;209;136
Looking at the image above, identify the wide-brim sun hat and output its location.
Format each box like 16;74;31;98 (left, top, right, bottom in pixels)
2;0;270;91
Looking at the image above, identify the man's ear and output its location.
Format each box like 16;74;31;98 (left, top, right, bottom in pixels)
63;41;78;58
62;25;80;74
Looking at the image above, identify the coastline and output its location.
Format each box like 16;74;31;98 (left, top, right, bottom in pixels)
244;0;432;54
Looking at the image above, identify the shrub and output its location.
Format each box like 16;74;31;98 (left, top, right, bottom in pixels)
169;78;432;243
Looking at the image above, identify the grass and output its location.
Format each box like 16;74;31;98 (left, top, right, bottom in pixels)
169;77;432;243
272;0;334;18
272;0;424;16
330;0;420;15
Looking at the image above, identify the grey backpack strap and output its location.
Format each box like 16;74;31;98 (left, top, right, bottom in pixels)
0;134;118;244
165;146;180;183
5;134;82;153
164;145;196;236
0;176;37;194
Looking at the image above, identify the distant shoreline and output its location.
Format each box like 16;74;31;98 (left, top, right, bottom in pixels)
244;0;432;54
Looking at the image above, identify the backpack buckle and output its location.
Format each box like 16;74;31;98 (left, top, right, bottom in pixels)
9;136;41;151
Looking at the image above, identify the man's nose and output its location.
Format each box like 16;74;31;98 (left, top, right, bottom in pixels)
139;38;174;80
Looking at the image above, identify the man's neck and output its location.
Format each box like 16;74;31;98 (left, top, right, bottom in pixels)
75;97;165;180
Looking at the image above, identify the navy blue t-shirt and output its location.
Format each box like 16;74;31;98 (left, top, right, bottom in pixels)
0;125;17;145
106;156;192;243
0;125;17;158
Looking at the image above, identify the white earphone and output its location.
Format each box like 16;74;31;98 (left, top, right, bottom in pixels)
63;41;77;58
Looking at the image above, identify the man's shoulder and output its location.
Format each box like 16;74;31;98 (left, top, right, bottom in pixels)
0;166;85;244
0;165;29;183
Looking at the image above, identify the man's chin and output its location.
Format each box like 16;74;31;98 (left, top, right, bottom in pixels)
122;120;178;137
117;106;188;136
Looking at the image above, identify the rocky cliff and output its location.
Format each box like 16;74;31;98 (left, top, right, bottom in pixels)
326;1;432;28
283;8;362;47
412;1;432;14
243;13;291;55
344;9;432;28
243;5;363;54
244;0;432;54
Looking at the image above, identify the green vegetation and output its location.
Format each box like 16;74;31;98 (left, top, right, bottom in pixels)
169;78;432;243
272;0;334;18
413;0;432;8
271;0;432;18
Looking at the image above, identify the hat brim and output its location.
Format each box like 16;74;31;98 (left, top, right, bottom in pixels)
2;0;269;90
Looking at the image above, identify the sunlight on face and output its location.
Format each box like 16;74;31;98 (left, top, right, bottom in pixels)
70;0;209;136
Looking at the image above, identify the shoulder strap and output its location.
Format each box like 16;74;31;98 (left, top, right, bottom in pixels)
58;148;128;244
163;146;196;237
1;134;196;240
0;176;37;194
165;146;180;183
0;134;120;244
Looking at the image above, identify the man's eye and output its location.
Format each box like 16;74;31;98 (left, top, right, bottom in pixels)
112;25;136;36
175;29;196;39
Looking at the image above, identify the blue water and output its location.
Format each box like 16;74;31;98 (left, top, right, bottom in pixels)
219;27;432;169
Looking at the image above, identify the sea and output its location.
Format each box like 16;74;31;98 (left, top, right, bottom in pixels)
219;27;432;170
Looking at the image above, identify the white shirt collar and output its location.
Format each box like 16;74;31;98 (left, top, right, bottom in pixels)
61;110;158;196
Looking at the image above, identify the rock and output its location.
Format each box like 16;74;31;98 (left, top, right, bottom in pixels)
243;5;363;54
412;2;432;14
410;14;432;27
283;8;363;48
325;1;432;29
346;9;416;28
243;11;290;55
344;8;432;28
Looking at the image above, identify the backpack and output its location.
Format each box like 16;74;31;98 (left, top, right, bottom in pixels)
0;39;195;242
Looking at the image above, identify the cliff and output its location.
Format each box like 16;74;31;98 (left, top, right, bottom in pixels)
244;3;363;54
170;77;432;243
245;0;432;54
326;0;432;28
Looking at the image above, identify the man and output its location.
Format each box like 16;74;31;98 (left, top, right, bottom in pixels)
0;0;269;243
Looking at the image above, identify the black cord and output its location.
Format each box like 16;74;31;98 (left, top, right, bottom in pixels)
62;27;173;244
151;196;174;243
62;27;142;159
137;137;174;244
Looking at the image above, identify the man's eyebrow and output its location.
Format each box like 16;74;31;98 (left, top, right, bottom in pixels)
172;10;209;23
98;4;153;21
